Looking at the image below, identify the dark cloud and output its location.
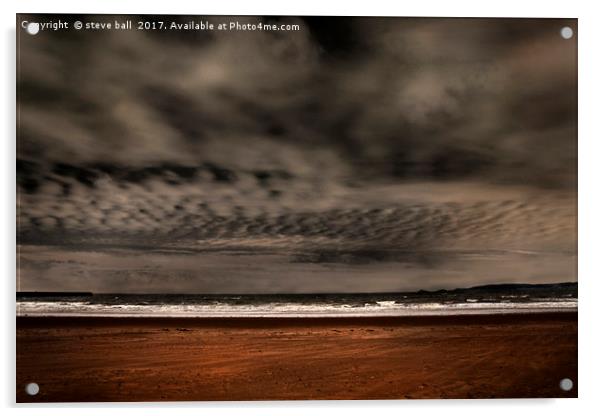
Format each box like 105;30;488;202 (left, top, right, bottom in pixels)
17;15;577;293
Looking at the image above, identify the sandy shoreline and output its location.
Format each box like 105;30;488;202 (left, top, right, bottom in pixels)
17;312;577;402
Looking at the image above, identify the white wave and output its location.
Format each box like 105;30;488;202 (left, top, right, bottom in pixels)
16;299;577;318
376;301;396;307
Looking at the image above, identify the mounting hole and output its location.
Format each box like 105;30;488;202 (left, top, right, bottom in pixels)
26;22;39;36
25;382;39;396
560;26;573;40
559;378;573;391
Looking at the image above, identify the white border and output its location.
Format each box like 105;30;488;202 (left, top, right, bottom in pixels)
3;1;602;415
6;0;585;17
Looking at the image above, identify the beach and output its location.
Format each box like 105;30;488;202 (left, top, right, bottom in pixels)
16;312;577;402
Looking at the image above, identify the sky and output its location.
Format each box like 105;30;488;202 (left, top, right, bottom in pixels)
17;15;577;293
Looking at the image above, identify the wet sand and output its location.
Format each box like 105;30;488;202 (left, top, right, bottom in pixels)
16;312;577;402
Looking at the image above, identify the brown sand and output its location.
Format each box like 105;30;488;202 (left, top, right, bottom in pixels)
16;312;577;402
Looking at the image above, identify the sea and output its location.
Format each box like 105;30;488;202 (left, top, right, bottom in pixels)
16;283;577;318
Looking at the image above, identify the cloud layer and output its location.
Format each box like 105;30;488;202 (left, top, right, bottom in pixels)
17;15;577;293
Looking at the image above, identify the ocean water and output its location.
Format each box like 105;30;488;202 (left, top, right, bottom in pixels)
16;283;577;317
